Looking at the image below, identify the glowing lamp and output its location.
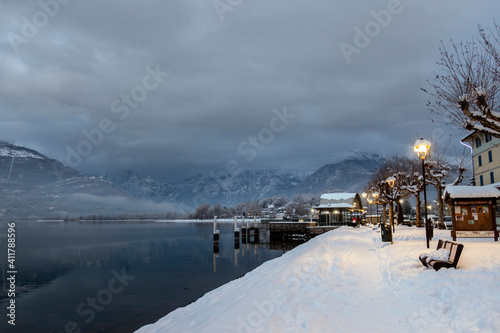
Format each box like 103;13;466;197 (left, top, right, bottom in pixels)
414;138;431;160
387;177;396;188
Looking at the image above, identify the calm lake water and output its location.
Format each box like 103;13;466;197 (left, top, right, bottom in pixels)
0;220;296;333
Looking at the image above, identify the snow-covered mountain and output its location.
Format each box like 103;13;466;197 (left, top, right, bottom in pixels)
0;142;182;218
105;152;385;207
0;142;388;217
174;169;311;207
106;168;312;208
293;152;385;195
104;170;177;203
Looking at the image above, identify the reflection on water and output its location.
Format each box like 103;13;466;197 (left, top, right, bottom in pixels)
0;221;300;333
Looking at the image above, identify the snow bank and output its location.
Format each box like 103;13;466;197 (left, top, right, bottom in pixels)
136;227;500;333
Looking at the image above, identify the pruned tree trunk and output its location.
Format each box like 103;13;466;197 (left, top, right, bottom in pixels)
415;194;422;227
397;198;403;225
389;201;394;231
436;183;446;229
382;203;387;226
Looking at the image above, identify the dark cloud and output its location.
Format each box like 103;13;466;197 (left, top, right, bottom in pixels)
0;0;496;182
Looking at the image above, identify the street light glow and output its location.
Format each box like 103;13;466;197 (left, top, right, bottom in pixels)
413;138;431;160
387;176;396;188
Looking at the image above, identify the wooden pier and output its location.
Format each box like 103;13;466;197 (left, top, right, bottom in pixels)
249;221;337;241
214;218;337;254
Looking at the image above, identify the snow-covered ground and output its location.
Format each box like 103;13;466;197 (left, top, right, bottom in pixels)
136;226;500;333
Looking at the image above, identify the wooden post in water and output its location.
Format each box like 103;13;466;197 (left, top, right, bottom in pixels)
234;216;240;249
213;216;219;253
253;216;259;242
241;215;247;244
213;252;218;272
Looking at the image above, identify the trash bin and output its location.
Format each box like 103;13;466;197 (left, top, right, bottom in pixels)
426;218;433;240
381;224;392;242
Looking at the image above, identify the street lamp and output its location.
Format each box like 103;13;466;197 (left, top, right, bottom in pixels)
387;176;396;232
414;138;432;248
362;193;368;224
367;197;373;223
373;192;380;225
387;176;396;188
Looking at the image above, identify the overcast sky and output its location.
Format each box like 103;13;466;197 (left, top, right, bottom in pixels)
1;1;498;182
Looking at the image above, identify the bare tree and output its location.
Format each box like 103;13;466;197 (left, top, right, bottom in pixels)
423;22;500;136
193;203;210;220
212;204;223;218
247;203;262;217
425;151;466;229
366;152;466;229
479;22;500;78
366;156;411;230
398;159;425;227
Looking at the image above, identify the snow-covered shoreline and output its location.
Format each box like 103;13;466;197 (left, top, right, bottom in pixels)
153;219;250;223
136;227;500;333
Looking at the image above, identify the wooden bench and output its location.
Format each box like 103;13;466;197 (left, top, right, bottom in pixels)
419;239;464;271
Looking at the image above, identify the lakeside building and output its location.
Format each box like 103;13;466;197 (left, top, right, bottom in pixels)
314;193;364;226
461;132;500;186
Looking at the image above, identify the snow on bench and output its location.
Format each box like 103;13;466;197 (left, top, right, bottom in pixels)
419;239;464;271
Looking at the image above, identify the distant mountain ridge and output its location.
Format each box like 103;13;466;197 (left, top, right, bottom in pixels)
0;142;183;219
104;168;312;208
292;152;385;195
104;170;177;203
105;151;385;207
0;142;387;218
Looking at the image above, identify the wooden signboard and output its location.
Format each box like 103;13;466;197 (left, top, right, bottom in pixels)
451;199;498;241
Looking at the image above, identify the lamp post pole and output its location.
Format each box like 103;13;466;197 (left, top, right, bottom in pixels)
414;138;432;249
421;157;430;248
373;192;379;225
367;198;372;224
362;193;367;225
387;176;396;233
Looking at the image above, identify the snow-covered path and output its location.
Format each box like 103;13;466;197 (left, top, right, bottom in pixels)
136;227;500;333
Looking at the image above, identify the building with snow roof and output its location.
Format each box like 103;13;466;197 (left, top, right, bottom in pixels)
444;184;500;241
461;132;500;186
314;193;364;226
